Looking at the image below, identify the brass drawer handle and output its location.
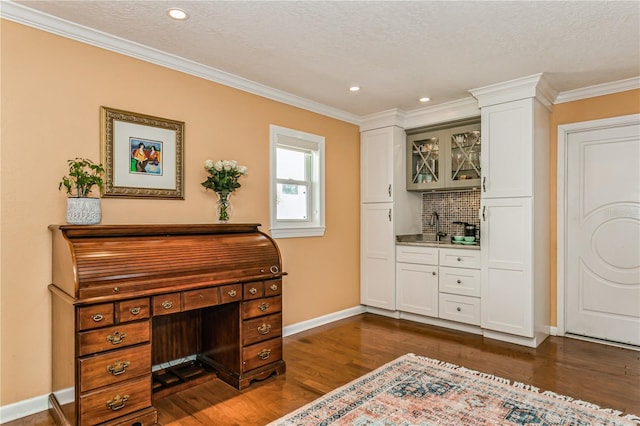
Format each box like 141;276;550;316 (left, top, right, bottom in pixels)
257;323;271;335
161;300;173;309
228;289;237;297
106;394;129;411
106;331;126;345
258;349;271;360
270;284;278;291
91;313;104;322
249;287;258;295
106;360;130;376
258;302;270;312
129;307;141;315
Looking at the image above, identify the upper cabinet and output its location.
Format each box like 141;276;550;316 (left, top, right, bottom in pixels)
406;118;481;191
361;127;395;202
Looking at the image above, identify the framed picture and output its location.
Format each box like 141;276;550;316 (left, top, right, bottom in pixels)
101;106;184;199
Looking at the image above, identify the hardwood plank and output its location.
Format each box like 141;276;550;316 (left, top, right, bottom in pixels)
6;313;640;425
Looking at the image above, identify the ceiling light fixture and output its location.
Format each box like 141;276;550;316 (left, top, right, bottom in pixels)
349;86;360;92
419;97;431;103
167;8;189;20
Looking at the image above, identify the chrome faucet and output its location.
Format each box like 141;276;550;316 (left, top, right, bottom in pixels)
430;211;447;242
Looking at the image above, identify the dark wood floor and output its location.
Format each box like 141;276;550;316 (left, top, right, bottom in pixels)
8;313;640;425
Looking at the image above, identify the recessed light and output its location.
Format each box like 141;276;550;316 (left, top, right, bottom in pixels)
419;97;431;103
349;86;360;92
167;8;189;20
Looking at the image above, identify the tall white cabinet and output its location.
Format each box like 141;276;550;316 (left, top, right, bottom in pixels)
361;126;421;311
470;74;554;347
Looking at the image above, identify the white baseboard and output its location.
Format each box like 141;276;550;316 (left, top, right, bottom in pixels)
0;306;366;423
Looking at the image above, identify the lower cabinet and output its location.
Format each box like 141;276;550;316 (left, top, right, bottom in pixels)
396;245;481;326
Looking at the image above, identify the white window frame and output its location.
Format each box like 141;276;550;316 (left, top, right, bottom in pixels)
270;125;325;238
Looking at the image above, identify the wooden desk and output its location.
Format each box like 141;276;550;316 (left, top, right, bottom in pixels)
48;224;286;426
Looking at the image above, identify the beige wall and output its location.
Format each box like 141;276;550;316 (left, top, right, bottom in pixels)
548;89;640;325
0;20;360;405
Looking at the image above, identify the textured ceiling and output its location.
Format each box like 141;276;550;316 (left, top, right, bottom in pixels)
8;1;640;117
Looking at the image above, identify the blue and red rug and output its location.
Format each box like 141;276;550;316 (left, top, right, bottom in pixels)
269;353;639;425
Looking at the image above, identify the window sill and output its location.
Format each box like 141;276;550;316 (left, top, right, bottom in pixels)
270;226;326;239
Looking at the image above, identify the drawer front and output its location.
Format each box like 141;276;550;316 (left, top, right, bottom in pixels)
438;293;481;326
78;321;150;356
242;338;282;372
220;284;243;304
79;375;152;424
152;293;181;316
439;266;481;297
118;298;150;323
439;248;481;269
243;282;265;300
396;245;438;265
264;279;282;297
79;303;115;331
79;344;151;392
182;287;220;311
243;313;282;346
242;296;282;319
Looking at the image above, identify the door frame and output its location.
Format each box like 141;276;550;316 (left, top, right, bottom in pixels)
556;113;640;337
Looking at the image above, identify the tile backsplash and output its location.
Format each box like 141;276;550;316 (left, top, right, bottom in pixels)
421;190;481;239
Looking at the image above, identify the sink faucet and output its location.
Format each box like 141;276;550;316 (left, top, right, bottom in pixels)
430;212;447;241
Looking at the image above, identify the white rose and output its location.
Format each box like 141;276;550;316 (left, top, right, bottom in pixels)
223;160;233;171
214;161;223;171
237;165;248;175
204;159;214;170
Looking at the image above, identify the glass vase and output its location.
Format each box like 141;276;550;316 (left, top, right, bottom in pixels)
216;192;232;223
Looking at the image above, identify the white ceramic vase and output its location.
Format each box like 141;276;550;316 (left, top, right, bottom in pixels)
66;197;102;225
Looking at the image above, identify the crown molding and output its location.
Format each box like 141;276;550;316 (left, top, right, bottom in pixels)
0;1;361;125
469;73;557;110
358;109;407;131
554;76;640;104
403;97;480;130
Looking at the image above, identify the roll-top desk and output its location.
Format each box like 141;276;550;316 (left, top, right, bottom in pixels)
48;224;286;426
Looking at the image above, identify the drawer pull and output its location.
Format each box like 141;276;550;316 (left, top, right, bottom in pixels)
91;313;104;322
129;307;141;315
161;300;173;309
258;349;271;360
249;287;258;295
113;287;119;293
457;257;462;262
258;302;270;312
432;272;436;276
106;331;127;345
106;360;130;376
228;289;237;297
457;280;462;284
457;307;462;312
257;323;271;335
270;284;278;291
106;394;129;411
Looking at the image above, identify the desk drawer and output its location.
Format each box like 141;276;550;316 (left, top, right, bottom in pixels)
243;282;264;300
242;338;282;372
79;303;114;331
264;279;282;297
79;344;151;392
78;321;150;356
438;293;480;326
183;287;220;311
118;298;150;323
220;284;243;304
243;313;282;346
243;296;282;319
152;293;181;316
79;375;151;424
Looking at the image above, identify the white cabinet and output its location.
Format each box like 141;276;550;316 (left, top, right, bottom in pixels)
360;126;421;311
396;246;438;316
471;73;552;347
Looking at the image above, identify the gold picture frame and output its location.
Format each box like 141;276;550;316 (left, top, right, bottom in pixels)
101;106;184;199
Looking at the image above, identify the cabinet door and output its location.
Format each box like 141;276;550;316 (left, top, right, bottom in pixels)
361;203;395;309
480;197;533;337
361;128;394;202
481;99;533;198
396;262;438;317
406;130;445;190
445;123;481;188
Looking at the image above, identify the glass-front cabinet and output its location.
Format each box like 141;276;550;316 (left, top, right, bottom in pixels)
407;119;481;191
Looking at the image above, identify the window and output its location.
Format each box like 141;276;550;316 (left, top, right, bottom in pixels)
270;125;325;238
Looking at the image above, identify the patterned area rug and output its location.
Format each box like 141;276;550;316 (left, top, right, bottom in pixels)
268;353;639;425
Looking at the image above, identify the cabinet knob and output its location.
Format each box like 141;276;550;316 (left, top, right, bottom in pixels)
457;279;462;284
432;271;436;276
457;257;462;262
456;307;462;312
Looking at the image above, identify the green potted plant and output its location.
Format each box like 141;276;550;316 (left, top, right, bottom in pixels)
59;157;105;225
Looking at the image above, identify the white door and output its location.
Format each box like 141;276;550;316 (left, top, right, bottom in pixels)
361;203;395;309
565;120;640;346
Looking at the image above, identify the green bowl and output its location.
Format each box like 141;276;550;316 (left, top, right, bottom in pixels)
453;236;464;241
464;236;475;242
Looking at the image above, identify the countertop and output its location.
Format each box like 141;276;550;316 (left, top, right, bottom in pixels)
396;234;480;250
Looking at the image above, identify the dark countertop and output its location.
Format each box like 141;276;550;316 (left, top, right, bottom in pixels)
396;234;480;250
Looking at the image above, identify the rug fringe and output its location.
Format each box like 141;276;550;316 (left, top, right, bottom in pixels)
407;353;639;424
